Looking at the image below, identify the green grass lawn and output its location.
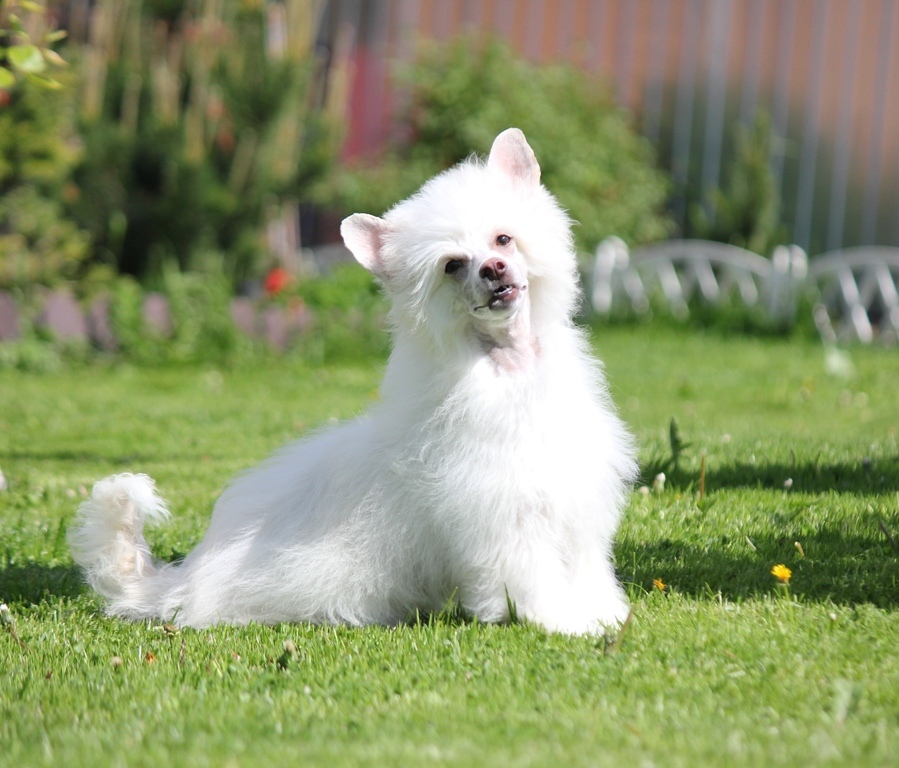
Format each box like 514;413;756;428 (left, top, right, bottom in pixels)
1;325;898;767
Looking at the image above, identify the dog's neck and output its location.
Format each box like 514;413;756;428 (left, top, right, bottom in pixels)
483;335;540;374
476;313;539;374
383;312;542;407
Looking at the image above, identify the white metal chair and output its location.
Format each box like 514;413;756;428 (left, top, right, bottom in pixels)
806;247;899;345
591;238;807;324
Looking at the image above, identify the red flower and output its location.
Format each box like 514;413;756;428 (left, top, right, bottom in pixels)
264;267;290;297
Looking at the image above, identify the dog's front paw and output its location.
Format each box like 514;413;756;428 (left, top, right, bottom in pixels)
534;583;631;636
518;595;628;636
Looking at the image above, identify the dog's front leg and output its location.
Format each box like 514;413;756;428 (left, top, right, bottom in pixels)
461;543;629;635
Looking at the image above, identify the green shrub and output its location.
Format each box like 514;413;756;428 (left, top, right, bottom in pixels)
101;261;388;367
161;258;249;364
107;275;161;361
595;285;820;340
292;264;390;363
0;44;91;290
318;37;673;253
0;334;64;373
108;259;249;366
70;0;337;286
0;261;389;370
0;0;70;90
0;185;91;288
688;113;787;256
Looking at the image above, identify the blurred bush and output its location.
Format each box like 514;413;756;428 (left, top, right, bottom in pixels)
688;113;787;256
69;0;336;286
0;1;91;290
108;257;248;365
0;260;390;370
0;0;69;89
318;37;673;253
291;263;389;363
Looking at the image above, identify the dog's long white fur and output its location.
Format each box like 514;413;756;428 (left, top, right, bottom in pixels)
69;129;638;634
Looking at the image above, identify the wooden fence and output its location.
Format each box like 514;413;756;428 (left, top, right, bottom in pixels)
323;0;899;257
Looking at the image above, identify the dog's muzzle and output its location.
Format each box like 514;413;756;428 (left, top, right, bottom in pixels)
473;282;527;312
487;283;524;309
472;256;527;312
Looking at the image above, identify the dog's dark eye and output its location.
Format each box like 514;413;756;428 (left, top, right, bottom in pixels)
444;259;464;275
496;234;512;247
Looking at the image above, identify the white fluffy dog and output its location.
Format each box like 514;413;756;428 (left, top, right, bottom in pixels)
69;129;637;634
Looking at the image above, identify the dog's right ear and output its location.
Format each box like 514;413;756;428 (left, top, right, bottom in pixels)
341;213;391;277
488;128;541;187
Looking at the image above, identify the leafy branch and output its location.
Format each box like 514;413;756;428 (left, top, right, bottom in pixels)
0;0;68;91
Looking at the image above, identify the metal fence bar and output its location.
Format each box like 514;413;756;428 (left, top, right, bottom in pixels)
738;0;767;125
700;0;734;214
670;0;704;228
640;0;671;147
793;0;830;251
769;0;797;196
860;0;895;244
826;0;861;252
615;0;638;106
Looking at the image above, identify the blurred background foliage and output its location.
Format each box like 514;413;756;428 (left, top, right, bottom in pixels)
0;0;88;289
0;77;91;288
68;0;335;286
2;6;678;293
687;113;787;257
1;0;341;293
0;1;789;364
319;37;674;254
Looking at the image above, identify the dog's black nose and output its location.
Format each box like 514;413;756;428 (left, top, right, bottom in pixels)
479;258;507;281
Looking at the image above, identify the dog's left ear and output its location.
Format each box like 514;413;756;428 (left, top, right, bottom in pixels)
488;128;541;187
341;213;391;277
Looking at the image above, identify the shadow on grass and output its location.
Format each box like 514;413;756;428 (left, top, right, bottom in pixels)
620;523;899;609
1;563;85;604
640;457;899;495
5;449;898;614
629;453;899;607
7;525;897;617
0;449;217;466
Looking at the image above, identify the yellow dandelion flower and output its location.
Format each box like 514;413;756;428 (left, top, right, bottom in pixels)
771;564;792;583
653;578;667;591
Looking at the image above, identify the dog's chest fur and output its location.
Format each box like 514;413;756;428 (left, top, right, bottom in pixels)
385;340;600;525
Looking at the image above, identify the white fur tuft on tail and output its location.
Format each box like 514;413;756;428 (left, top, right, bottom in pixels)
68;473;170;606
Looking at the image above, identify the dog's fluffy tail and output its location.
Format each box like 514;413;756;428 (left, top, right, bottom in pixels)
68;473;172;618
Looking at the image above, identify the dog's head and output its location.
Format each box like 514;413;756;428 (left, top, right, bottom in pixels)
341;129;578;353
